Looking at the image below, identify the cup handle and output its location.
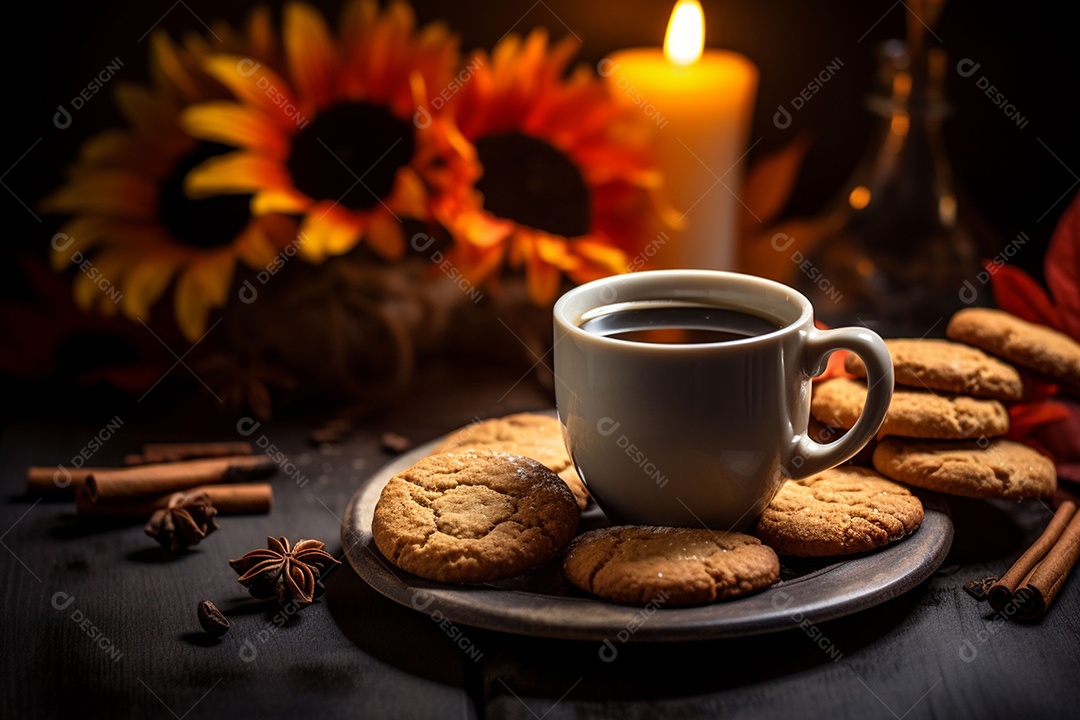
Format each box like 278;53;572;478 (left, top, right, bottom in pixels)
787;327;893;478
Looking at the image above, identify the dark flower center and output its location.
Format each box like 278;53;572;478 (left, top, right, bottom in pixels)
474;132;590;238
160;142;252;249
286;102;415;211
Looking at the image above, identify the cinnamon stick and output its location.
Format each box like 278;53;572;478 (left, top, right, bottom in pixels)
26;466;107;496
1012;507;1080;622
125;441;254;465
86;455;275;501
988;501;1077;612
76;483;273;517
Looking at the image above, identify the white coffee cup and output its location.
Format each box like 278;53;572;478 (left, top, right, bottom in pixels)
553;270;893;530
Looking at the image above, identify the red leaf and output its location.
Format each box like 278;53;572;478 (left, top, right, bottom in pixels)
1045;191;1080;341
1028;399;1080;464
1007;400;1071;442
987;263;1062;330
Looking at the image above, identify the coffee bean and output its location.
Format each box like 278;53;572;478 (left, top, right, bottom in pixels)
197;600;230;637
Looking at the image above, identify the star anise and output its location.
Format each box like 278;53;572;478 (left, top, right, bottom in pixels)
228;536;341;607
144;492;219;552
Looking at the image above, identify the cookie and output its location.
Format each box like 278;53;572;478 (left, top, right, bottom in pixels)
434;413;589;509
754;467;924;557
562;526;779;607
947;308;1080;394
811;377;1009;439
844;338;1023;400
872;437;1056;500
371;451;579;584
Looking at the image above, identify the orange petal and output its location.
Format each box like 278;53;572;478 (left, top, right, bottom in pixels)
78;131;172;175
524;239;561;305
113;84;184;149
284;2;339;111
182;103;290;159
149;31;201;103
387;167;427;219
41;170;157;218
201;55;301;128
364;210;405;260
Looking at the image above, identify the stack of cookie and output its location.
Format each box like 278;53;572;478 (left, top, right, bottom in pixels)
807;307;1067;504
371;412;781;607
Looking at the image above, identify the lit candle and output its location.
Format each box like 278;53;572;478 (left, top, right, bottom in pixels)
606;0;758;270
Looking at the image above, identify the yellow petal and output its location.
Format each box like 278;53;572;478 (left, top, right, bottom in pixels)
297;202;363;261
252;187;310;215
49;218;111;270
234;216;291;267
174;267;212;341
184;152;289;197
173;256;234;341
72;249;128;314
182;103;289;159
120;255;175;320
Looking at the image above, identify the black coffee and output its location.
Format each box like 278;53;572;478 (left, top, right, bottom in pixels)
580;303;782;344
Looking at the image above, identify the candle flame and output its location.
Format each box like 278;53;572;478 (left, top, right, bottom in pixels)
664;0;705;66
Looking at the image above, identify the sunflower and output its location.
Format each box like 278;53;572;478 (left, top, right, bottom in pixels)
180;1;460;264
430;28;668;304
42;11;296;341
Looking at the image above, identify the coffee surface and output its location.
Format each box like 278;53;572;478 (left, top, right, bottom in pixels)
580;304;781;344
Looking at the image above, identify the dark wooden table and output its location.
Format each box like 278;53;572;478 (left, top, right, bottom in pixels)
3;359;1079;719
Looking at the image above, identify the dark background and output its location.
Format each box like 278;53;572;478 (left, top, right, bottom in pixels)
2;0;1078;401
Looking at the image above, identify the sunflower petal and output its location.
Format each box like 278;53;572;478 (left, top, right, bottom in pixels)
526;252;562;305
78;131;172;175
113;83;184;149
41;170;157;218
387;167;427;219
252;187;311;215
364;210;405;260
119;255;176;320
182;103;289;159
173;255;234;341
184;151;289;197
201;55;301;128
298;203;364;261
284;2;340;111
149;31;202;103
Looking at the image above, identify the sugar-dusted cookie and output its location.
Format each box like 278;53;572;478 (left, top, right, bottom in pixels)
811;377;1009;439
947;307;1080;394
872;437;1056;500
845;338;1023;400
754;467;924;557
562;526;778;607
372;451;579;584
434;413;589;509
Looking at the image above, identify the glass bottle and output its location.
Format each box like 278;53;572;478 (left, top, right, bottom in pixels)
797;40;988;336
